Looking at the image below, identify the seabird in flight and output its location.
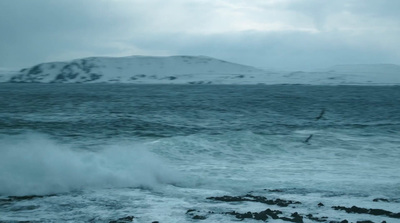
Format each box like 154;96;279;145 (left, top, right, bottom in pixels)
304;134;313;143
315;109;325;120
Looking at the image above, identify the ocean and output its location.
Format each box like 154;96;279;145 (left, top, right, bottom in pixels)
0;84;399;223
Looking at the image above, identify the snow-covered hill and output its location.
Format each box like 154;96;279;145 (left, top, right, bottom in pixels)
1;56;399;85
5;56;266;84
0;68;20;82
268;64;400;85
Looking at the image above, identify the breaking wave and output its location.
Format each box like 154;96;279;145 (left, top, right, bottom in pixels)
0;133;181;196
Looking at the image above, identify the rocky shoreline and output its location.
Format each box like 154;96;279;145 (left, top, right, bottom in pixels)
1;191;398;222
184;191;398;223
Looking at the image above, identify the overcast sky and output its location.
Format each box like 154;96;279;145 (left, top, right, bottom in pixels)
1;0;399;70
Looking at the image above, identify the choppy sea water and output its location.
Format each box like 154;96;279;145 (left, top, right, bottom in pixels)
0;84;399;223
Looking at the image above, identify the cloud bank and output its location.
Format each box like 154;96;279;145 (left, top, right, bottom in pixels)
0;0;399;70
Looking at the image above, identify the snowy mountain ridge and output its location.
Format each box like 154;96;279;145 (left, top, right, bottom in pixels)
4;55;266;84
276;63;400;85
0;56;399;85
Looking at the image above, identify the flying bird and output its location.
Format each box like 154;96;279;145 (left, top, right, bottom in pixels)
304;134;313;143
315;109;325;120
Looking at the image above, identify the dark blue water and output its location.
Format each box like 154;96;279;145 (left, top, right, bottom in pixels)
1;84;399;139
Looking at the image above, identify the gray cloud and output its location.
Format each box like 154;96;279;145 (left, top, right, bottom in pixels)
126;30;398;70
0;0;399;70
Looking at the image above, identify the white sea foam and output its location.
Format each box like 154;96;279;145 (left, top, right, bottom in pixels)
0;133;181;196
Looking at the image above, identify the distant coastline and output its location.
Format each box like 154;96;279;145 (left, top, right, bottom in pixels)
1;55;399;85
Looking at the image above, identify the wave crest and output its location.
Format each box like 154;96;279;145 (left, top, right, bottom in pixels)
0;133;181;196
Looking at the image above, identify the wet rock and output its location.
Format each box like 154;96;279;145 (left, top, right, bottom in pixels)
262;209;282;219
226;209;303;222
207;194;301;207
207;195;246;202
186;209;207;220
266;189;285;192
186;209;196;214
109;216;135;223
292;212;304;223
280;212;303;223
373;198;390;202
373;198;399;203
332;205;400;219
227;211;259;221
226;211;254;220
306;214;328;222
253;211;270;221
192;215;206;220
318;202;325;207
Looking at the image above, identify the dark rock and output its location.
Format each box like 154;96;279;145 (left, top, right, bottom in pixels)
356;221;374;223
192;215;206;220
186;209;207;220
263;209;282;219
226;211;254;220
373;198;390;202
332;205;400;219
266;189;285;192
208;195;246;202
306;214;327;222
253;211;269;221
109;216;134;223
318;202;325;207
207;194;301;207
186;209;196;214
280;212;303;223
373;198;399;203
226;209;303;222
292;212;303;223
151;221;159;223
